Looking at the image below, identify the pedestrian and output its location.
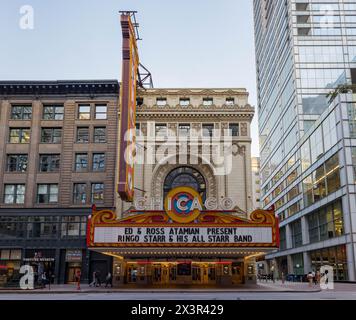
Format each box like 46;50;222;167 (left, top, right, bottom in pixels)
315;270;321;285
89;271;97;287
105;272;113;288
307;272;313;287
75;269;81;290
96;270;101;287
41;272;47;289
48;271;52;290
312;270;316;285
281;272;285;284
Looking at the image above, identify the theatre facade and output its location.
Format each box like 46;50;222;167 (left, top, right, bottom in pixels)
88;195;279;287
87;88;280;287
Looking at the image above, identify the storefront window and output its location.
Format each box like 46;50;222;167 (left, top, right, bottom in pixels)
0;249;22;286
310;245;348;281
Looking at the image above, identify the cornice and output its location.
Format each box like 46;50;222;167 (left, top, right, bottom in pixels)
137;104;255;113
135;113;254;120
0;80;120;97
137;88;248;97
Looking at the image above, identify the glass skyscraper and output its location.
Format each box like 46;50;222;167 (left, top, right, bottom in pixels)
254;0;356;281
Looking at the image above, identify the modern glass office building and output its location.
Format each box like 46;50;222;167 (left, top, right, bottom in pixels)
253;0;356;281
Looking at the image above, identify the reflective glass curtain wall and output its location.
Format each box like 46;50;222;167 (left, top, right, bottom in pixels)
254;0;356;215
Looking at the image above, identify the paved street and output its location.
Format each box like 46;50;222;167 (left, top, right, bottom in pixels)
0;290;356;300
0;282;355;300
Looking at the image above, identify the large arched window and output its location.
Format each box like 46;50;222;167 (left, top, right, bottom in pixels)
163;167;207;201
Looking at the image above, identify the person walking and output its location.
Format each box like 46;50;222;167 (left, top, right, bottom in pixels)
315;270;321;285
41;272;47;289
307;272;313;287
89;271;97;287
96;270;101;287
312;270;316;285
75;269;81;290
281;272;285;284
105;272;113;288
48;271;52;290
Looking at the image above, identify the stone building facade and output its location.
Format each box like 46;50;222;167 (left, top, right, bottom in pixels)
0;83;256;286
0;80;119;285
116;88;255;218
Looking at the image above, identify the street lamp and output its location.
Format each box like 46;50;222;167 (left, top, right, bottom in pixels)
295;264;302;282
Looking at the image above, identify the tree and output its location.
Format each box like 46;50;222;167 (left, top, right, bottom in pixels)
327;84;356;104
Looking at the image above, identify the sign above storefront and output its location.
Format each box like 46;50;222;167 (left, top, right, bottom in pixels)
164;187;204;224
94;226;273;246
65;250;82;263
87;188;280;249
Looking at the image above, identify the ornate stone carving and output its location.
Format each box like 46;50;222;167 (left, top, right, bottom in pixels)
166;123;176;136
232;142;246;156
241;123;248;136
141;123;147;135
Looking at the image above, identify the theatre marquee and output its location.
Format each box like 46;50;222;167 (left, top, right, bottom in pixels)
87;210;279;249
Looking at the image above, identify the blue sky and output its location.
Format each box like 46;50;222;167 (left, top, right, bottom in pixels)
0;0;259;156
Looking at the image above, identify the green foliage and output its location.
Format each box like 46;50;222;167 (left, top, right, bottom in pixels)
327;84;356;104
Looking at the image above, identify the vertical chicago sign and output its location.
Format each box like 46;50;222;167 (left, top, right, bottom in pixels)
118;13;139;202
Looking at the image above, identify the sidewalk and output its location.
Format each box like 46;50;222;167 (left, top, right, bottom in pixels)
257;280;321;292
0;282;322;294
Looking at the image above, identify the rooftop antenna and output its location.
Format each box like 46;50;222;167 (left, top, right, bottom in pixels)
119;10;154;89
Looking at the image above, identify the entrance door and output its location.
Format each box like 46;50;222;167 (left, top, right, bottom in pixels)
66;264;82;284
169;265;177;283
208;266;216;284
152;265;162;284
192;265;202;284
127;265;138;284
161;265;169;285
201;265;210;285
232;262;243;284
